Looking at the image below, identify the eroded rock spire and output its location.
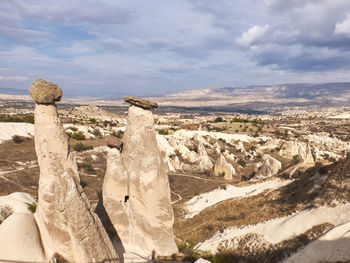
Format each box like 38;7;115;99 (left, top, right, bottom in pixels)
30;79;118;262
103;100;178;259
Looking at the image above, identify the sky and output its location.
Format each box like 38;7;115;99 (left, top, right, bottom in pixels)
1;0;350;97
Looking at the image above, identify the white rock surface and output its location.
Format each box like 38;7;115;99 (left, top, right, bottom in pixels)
33;102;118;262
0;212;47;262
0;122;34;143
214;155;236;180
198;141;213;171
185;179;292;219
195;203;350;253
279;141;314;163
284;221;350;263
256;154;282;178
103;106;178;258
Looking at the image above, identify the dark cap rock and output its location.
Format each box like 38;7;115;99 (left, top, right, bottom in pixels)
124;96;158;109
29;79;63;104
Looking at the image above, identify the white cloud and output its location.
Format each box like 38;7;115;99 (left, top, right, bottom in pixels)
335;14;350;37
0;75;29;81
236;25;269;47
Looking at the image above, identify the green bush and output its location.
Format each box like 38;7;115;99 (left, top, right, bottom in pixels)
158;129;169;135
73;143;93;152
71;132;85;140
12;135;24;144
66;126;78;132
214;116;225;122
78;161;95;174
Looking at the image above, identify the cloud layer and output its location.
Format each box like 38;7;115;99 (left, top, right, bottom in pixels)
1;0;350;96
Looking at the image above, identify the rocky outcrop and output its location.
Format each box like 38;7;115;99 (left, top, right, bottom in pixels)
198;141;213;171
0;193;47;262
256;154;281;178
29;78;62;104
31;79;118;262
124;96;158;109
214;155;236;180
103;105;178;258
106;135;123;150
279;141;314;164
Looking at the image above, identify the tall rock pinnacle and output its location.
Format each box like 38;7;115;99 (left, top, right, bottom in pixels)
103;103;178;259
30;79;118;262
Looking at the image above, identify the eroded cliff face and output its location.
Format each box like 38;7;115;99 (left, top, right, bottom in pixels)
103;105;178;258
31;79;118;262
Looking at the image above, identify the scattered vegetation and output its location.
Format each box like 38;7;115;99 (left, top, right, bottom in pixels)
158;129;169;135
69;131;85;140
73;143;93;152
214;116;225;123
12;135;24;144
78;161;95;174
0;114;34;124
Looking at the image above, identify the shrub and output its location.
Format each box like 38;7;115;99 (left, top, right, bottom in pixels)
73;143;93;152
78;161;95;174
89;118;96;124
214;116;225;122
27;201;37;213
66;126;78;132
12;135;24;144
158;129;169;135
92;128;102;137
292;155;300;164
112;130;124;139
71;132;85;140
237;159;246;168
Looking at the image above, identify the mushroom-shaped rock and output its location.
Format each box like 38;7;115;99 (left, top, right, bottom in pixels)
102;105;178;258
30;82;118;262
29;79;62;104
124;96;158;109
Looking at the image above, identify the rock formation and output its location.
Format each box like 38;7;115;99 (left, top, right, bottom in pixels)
103;105;178;259
214;155;236;180
198;141;213;171
256;154;282;178
29;78;62;104
31;79;118;262
0;193;46;262
279;141;314;164
124;96;158;109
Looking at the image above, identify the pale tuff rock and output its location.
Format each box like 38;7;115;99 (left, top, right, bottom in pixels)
0;193;47;262
31;80;118;262
103;106;178;258
284;221;350;263
124;96;158;109
256;154;282;178
172;155;182;171
178;144;199;163
156;134;176;172
29;78;62;104
279;141;314;163
198;141;213;171
214;155;236;180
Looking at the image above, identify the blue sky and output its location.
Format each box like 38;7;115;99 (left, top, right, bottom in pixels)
1;0;350;97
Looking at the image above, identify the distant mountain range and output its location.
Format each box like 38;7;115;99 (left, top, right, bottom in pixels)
2;83;350;109
151;82;350;108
